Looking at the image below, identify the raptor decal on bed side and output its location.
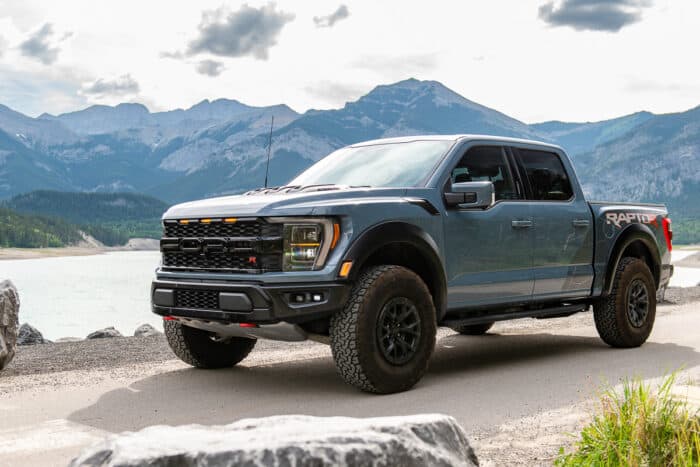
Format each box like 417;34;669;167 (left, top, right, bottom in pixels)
605;212;658;228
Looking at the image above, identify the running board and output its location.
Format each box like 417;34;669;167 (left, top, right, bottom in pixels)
440;303;588;328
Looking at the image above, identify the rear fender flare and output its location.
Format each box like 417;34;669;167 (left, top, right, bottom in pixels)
603;224;661;294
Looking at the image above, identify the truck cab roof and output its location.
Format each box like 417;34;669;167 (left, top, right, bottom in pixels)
350;134;564;152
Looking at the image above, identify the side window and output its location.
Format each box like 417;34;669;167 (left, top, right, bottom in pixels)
517;149;574;201
451;146;518;201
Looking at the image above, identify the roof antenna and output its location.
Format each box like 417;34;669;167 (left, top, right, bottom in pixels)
263;115;274;188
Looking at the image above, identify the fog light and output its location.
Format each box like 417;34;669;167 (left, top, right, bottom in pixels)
312;293;323;302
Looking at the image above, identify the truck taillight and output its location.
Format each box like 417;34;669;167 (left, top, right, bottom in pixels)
662;217;672;252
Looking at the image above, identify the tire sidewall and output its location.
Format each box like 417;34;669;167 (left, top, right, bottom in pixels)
164;320;256;369
354;268;436;393
454;322;494;335
614;260;656;346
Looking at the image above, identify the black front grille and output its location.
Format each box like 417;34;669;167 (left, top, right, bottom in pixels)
161;218;283;273
163;251;282;272
175;289;219;310
164;219;280;238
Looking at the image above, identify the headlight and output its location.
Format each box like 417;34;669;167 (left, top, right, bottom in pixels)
271;218;338;271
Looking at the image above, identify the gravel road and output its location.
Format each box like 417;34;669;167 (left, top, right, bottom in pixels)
1;287;699;466
5;285;697;381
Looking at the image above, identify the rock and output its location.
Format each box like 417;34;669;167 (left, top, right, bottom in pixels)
133;323;161;337
86;327;123;339
70;414;478;467
17;323;49;345
0;281;20;370
55;337;83;343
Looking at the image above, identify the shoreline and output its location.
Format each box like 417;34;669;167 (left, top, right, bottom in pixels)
0;238;159;261
2;242;698;262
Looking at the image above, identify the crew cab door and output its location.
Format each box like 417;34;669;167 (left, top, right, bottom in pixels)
443;145;534;308
511;147;594;299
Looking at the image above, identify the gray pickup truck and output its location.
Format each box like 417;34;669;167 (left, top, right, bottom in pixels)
152;135;673;393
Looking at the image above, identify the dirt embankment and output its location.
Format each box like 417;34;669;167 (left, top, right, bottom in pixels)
0;238;159;261
676;251;700;268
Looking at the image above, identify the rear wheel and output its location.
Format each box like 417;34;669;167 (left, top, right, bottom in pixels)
594;257;656;348
164;320;256;368
451;322;494;335
330;265;437;394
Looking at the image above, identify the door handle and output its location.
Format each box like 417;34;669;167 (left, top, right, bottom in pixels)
572;219;590;228
511;220;533;229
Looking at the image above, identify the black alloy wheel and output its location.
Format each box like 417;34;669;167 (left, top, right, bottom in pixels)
626;278;649;328
377;297;422;365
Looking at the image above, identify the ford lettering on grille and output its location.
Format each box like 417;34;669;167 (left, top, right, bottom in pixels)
160;219;283;273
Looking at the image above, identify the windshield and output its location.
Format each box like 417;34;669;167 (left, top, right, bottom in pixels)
289;140;454;188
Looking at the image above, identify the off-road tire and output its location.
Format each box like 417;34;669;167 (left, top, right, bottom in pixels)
329;265;437;394
451;322;494;335
594;257;656;348
164;320;256;368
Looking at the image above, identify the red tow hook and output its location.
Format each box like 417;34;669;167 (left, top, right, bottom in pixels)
163;316;177;321
239;323;258;328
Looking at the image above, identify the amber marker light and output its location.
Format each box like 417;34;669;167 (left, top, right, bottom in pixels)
224;217;237;224
201;218;212;224
179;219;190;225
339;260;353;278
330;223;340;249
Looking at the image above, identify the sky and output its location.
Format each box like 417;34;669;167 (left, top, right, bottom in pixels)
0;0;698;123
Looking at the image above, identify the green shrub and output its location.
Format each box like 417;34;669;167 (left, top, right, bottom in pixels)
557;374;699;466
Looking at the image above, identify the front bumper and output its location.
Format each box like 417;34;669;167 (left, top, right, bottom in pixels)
151;278;351;325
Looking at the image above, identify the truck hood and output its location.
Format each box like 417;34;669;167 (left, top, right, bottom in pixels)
163;186;409;219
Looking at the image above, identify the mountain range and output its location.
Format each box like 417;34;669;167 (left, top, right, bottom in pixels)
0;78;698;220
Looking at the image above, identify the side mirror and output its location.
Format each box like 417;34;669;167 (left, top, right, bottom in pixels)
444;181;495;208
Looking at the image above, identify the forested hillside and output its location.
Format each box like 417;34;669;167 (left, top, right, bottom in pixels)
2;191;168;245
5;191;168;223
0;207;82;248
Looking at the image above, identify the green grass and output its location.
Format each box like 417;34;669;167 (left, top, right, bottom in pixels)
557;374;700;466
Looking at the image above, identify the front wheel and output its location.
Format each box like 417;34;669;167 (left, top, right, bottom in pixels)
164;320;256;368
594;257;656;348
330;265;437;394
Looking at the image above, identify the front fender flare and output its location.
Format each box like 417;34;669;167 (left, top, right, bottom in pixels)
340;222;447;319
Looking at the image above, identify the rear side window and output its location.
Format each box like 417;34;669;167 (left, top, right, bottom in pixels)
517;149;574;201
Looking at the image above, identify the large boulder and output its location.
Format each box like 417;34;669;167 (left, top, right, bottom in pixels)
17;323;49;345
86;327;123;339
133;323;161;337
70;414;479;467
0;281;20;370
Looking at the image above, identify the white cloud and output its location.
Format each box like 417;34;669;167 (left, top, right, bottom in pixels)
81;74;140;97
187;4;295;60
538;0;653;32
303;81;369;107
0;0;698;123
351;53;438;75
19;23;67;65
196;59;225;77
313;5;350;28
